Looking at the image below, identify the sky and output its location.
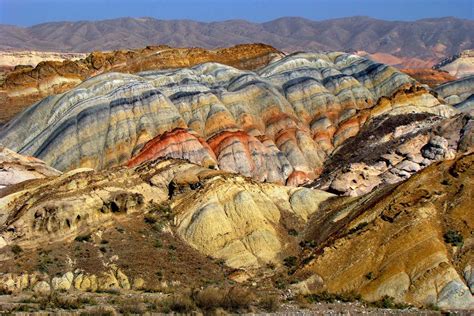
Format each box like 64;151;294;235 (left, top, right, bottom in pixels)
0;0;472;26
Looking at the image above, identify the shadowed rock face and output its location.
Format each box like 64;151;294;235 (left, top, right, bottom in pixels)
296;153;474;309
0;44;283;123
0;52;456;186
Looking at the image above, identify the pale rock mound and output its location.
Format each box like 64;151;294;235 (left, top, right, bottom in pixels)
0;146;61;190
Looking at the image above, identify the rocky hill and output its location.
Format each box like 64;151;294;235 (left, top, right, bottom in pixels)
0;51;86;71
434;49;474;78
1;16;472;67
0;43;282;124
435;75;474;114
0;52;461;188
0;45;473;313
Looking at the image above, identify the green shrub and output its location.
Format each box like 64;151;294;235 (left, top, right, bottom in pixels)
305;291;362;304
369;295;410;309
144;213;158;224
11;244;23;255
259;294;280;312
443;230;463;247
166;294;195;313
194;287;224;310
283;256;297;268
75;234;92;242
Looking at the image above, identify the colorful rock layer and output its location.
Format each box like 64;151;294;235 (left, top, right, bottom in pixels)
435;75;474;114
0;52;455;185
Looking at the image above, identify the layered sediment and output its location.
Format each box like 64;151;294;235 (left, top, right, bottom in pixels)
0;44;283;123
0;52;456;186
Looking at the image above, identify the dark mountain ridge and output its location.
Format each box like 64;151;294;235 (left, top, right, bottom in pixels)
0;16;472;65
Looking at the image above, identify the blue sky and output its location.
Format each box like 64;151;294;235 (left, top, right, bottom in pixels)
0;0;472;26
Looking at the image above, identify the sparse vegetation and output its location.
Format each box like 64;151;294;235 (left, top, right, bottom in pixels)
11;244;23;255
348;222;368;234
38;294;95;310
75;234;92;242
117;297;147;314
443;230;463;247
299;240;316;248
162;294;195;313
288;228;298;236
144;213;158;224
194;286;224;310
275;278;287;289
283;256;297;268
80;306;116;316
154;239;163;248
192;286;255;312
369;295;411;309
305;291;362;304
259;294;280;312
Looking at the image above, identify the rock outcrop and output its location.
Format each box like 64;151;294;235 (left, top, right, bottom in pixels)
0;50;85;70
173;172;333;269
435;75;474;114
0;44;282;123
0;53;456;186
0;149;472;310
434;49;474;78
309;113;473;196
296;153;474;310
400;68;456;88
0;146;61;190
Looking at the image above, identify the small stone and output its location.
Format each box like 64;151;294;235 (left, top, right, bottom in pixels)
52;272;73;291
33;281;51;295
132;277;145;290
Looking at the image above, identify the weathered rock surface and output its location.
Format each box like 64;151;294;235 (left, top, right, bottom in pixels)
400;68;456;88
0;146;61;190
0;267;131;294
297;153;474;310
310;113;473;196
0;50;85;70
435;75;474;114
173;173;333;269
0;156;331;272
0;44;282;123
0;53;455;186
0;149;472;310
434;49;474;78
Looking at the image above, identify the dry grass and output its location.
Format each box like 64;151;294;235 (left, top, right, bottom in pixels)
194;286;225;310
259;294;280;312
192;286;255;312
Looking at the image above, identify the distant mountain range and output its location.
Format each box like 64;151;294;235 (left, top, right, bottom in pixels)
0;16;473;67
